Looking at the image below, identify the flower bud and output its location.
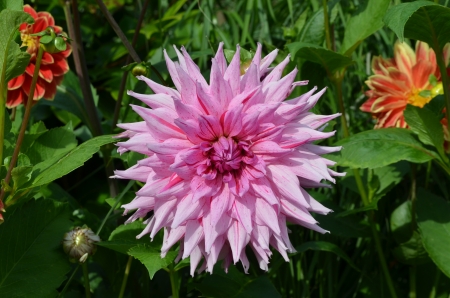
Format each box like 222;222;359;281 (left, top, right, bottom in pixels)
131;64;148;77
63;227;100;263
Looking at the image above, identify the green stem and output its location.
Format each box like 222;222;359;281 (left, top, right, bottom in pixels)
409;266;416;298
57;264;80;298
118;256;133;298
334;74;350;138
323;0;332;51
0;46;44;203
353;169;369;206
435;46;450;133
410;164;417;230
369;215;398;298
429;269;441;298
96;180;134;235
425;161;432;189
82;262;91;298
169;263;180;298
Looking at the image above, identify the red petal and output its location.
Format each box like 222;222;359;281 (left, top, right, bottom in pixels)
6;89;26;108
8;75;25;90
37;11;55;27
41;52;54;65
33;17;49;34
59;44;72;58
25;63;35;76
39;65;53;82
411;61;434;90
22;75;46;100
24;5;38;19
50;56;69;76
43;78;58;99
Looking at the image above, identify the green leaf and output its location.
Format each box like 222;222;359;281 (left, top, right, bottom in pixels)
393;231;430;266
391;200;413;244
5;42;30;83
39;35;53;44
293;241;360;272
54;37;67;51
0;9;33;89
286;42;353;75
404;104;446;161
0;0;24;11
330;128;436;168
384;2;450;50
340;0;390;55
25;135;116;189
196;266;281;298
97;221;148;254
24;127;78;165
128;244;177;279
417;188;450;278
0;199;71;297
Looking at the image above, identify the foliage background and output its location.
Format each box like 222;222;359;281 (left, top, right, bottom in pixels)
2;0;450;297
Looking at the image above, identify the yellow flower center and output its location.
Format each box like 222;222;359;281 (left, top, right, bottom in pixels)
20;28;39;54
408;83;444;108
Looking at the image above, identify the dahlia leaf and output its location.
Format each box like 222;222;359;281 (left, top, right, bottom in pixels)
417;188;450;278
384;2;450;50
391;200;413;244
97;221;149;254
0;199;71;297
5;42;30;83
24;126;77;165
286;42;353;75
294;241;360;272
392;232;430;266
196;266;281;298
331;128;437;168
340;0;390;55
22;135;116;189
0;0;23;11
404;104;447;161
128;245;177;279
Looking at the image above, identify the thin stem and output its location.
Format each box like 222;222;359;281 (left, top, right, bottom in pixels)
118;256;133;298
322;0;332;51
57;264;80;298
353;169;369;206
95;0;141;63
410;164;417;230
435;46;450;133
82;262;91;298
425;161;432;189
429;269;441;298
112;0;150;128
334;75;350;138
0;46;44;203
369;215;398;298
96;180;134;235
169;263;180;298
409;266;416;298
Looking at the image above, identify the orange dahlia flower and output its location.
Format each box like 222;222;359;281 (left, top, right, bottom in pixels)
6;5;71;108
361;41;450;129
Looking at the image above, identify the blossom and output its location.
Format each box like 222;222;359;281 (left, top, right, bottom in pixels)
361;41;450;129
6;5;71;108
114;43;343;275
63;227;100;263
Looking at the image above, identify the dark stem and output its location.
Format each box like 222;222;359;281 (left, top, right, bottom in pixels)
95;0;141;63
112;0;150;128
64;0;119;198
0;46;44;203
82;262;92;298
57;264;80;298
118;256;133;298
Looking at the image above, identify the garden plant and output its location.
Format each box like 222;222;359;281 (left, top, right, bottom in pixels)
1;0;450;297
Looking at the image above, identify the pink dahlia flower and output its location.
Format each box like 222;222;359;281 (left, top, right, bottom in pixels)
114;43;343;275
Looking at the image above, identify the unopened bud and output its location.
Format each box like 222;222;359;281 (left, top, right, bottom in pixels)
63;227;100;263
131;64;149;77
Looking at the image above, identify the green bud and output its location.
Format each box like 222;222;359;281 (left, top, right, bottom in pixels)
131;64;149;77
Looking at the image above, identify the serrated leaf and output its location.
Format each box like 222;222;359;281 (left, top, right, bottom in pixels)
0;0;24;11
128;244;177;279
393;231;430;265
6;42;30;83
404;104;446;161
26;135;116;188
24;127;77;165
329;128;436;168
384;2;450;50
417;188;450;278
11;165;32;190
340;0;390;55
0;199;72;297
286;42;353;75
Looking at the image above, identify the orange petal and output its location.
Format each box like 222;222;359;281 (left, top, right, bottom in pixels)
411;60;434;89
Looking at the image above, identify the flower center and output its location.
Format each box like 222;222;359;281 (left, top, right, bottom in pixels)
20;25;40;54
198;136;258;182
408;83;444;108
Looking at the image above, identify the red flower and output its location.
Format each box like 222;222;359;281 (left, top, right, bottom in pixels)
6;5;71;108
